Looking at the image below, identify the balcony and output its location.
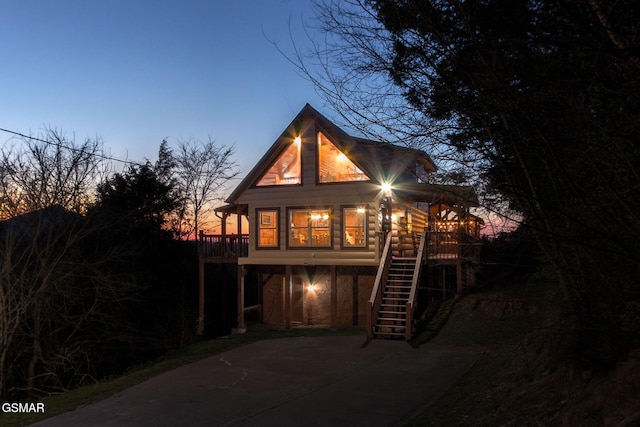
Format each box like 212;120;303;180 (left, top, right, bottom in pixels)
198;233;249;263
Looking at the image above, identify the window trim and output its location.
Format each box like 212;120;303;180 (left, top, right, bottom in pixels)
341;205;368;249
287;207;333;249
256;208;280;249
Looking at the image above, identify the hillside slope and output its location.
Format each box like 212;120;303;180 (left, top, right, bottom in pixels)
407;282;640;426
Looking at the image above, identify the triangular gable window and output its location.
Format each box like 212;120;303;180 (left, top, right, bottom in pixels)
256;138;301;186
318;132;369;183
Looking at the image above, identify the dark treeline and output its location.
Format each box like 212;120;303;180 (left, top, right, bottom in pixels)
300;0;639;369
0;134;236;400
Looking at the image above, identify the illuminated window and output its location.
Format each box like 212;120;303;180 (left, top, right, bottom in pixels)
343;207;367;247
318;132;369;183
257;209;278;248
289;208;331;247
257;139;301;186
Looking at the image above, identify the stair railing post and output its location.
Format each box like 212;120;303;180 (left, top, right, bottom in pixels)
368;230;393;339
406;231;427;340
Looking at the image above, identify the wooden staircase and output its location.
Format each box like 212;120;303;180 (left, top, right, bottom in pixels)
368;231;427;341
374;257;416;338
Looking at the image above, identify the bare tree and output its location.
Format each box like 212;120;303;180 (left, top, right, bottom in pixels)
173;138;239;240
0;130;132;399
0;128;109;219
289;0;640;366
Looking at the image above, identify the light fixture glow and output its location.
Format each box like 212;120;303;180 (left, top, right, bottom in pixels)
308;284;317;292
294;136;302;146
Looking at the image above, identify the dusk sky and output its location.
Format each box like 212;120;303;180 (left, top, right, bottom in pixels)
1;0;330;177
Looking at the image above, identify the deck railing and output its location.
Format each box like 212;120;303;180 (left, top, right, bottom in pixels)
427;230;481;261
199;233;249;260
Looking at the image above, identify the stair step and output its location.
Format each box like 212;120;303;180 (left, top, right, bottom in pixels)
378;316;406;321
374;332;406;338
376;325;407;334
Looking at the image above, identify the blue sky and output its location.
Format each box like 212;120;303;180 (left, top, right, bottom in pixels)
0;0;329;175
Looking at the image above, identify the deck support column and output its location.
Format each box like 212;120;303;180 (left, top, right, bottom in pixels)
330;265;337;327
352;271;359;326
197;239;205;337
284;265;292;329
456;261;463;295
238;265;247;332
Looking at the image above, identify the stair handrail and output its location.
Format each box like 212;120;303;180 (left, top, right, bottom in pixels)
367;231;393;339
405;231;427;340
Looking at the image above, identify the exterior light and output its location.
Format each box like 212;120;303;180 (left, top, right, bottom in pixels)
294;136;302;146
356;207;365;214
380;182;393;197
308;284;317;292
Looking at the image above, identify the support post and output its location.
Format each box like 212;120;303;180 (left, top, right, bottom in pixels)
197;256;205;337
352;271;359;326
285;265;292;329
330;265;337;327
238;265;246;332
456;261;463;295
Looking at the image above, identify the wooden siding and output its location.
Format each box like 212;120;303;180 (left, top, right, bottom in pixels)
240;199;381;266
235;116;387;267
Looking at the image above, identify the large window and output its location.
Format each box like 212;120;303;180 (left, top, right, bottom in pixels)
318;132;369;183
343;206;367;247
257;138;301;186
257;209;278;248
289;208;331;247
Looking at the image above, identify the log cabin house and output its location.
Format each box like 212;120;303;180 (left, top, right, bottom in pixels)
198;104;482;340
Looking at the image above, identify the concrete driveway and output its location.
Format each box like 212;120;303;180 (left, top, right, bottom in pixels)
32;335;477;427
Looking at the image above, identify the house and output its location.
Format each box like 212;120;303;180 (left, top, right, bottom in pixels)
199;104;482;339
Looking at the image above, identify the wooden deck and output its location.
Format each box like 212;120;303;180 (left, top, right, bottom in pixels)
199;233;249;263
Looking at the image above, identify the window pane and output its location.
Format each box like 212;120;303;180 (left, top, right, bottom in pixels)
257;140;301;186
343;207;366;247
289;209;331;247
318;132;369;183
257;210;278;247
310;210;330;246
290;210;309;246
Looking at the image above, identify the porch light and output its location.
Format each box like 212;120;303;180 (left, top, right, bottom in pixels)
294;136;302;147
380;182;393;197
308;283;317;292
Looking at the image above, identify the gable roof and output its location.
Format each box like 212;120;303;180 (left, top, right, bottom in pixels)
225;104;436;204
